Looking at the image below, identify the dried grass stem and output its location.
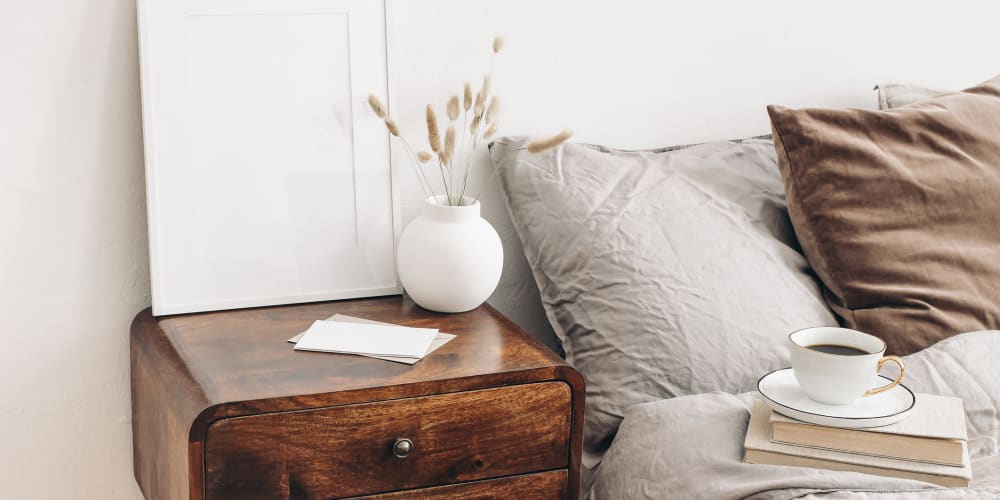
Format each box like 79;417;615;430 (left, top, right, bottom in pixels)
474;92;485;118
384;118;400;137
485;97;499;123
426;105;442;152
368;94;387;118
445;126;456;159
526;130;573;153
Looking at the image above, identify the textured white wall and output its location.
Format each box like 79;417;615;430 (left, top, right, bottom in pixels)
2;0;1000;497
0;0;148;498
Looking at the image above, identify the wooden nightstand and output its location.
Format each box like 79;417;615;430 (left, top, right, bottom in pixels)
131;296;584;499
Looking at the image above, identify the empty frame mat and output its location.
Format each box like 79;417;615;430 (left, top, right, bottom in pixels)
138;0;397;314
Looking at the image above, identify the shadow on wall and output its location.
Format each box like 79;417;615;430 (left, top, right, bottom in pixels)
479;151;562;355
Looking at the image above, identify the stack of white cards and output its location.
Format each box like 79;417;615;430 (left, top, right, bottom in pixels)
288;314;455;365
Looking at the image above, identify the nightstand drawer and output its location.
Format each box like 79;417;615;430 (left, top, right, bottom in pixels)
356;470;568;499
203;382;572;499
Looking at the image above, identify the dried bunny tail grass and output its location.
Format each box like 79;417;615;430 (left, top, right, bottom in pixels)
526;130;573;154
474;91;485;117
463;83;473;111
485;97;500;123
438;150;450;166
447;96;460;121
416;151;433;163
368;94;387;118
470;114;481;134
444;126;456;158
484;122;498;139
426;105;442;152
493;35;504;54
384;118;400;137
481;75;492;97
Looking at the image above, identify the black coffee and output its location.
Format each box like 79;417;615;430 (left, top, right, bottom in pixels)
806;344;870;356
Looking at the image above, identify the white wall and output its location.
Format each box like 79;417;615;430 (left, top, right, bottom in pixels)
2;0;999;497
1;0;148;498
386;0;1000;351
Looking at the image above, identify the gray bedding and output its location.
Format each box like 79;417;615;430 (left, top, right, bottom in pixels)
490;137;838;479
593;330;1000;499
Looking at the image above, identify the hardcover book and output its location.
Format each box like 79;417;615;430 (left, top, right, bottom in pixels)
768;393;967;466
744;400;971;487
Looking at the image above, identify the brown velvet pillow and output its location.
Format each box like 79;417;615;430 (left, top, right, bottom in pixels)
768;76;1000;355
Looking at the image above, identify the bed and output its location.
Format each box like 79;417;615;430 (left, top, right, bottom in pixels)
487;78;1000;498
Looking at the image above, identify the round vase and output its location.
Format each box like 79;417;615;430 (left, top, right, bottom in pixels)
397;196;503;313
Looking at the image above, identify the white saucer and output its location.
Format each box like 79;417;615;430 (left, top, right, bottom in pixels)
756;368;915;428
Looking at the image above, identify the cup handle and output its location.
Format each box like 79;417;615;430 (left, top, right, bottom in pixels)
865;356;906;397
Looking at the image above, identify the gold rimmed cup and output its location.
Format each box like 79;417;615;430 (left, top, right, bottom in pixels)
788;327;905;406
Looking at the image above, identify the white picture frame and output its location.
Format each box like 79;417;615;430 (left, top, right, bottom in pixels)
137;0;399;315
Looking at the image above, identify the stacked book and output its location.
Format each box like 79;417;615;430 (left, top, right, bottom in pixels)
744;397;970;487
288;314;455;364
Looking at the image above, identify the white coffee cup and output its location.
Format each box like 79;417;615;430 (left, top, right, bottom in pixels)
789;327;905;405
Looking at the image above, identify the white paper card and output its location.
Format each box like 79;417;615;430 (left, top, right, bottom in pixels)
294;321;438;358
288;314;455;364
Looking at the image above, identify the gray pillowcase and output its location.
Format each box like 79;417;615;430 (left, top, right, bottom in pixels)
490;137;837;467
875;82;951;109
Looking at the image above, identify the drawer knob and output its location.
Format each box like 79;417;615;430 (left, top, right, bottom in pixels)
392;438;414;458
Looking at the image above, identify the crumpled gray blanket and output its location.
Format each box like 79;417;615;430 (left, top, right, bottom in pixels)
593;331;1000;499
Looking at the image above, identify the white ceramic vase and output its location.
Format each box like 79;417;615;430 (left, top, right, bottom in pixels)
397;196;503;313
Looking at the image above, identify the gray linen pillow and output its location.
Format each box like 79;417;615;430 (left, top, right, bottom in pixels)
875;82;951;109
490;137;837;467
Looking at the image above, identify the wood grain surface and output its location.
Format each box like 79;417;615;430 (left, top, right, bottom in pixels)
354;470;568;499
204;383;571;499
131;295;585;500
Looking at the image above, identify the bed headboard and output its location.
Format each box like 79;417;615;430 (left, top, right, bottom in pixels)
385;0;1000;351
